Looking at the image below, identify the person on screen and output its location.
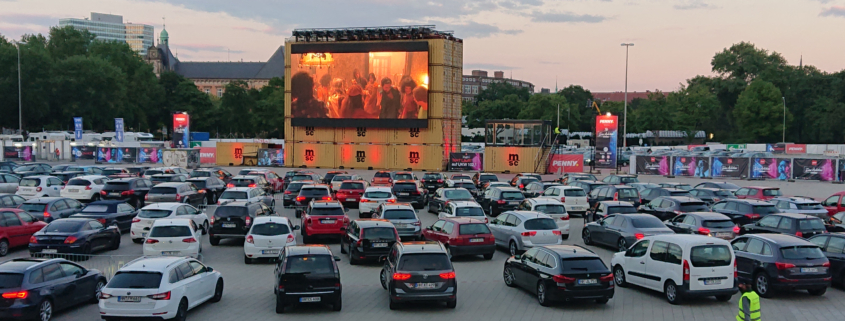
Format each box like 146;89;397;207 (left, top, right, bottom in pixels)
413;86;428;119
341;79;366;118
378;78;402;119
291;71;329;118
317;74;331;103
399;79;418;119
327;78;346;118
364;73;380;115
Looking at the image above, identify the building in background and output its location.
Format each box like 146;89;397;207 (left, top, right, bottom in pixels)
461;70;534;102
59;12;154;55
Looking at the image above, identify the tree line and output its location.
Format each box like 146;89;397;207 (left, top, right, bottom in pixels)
0;26;285;137
463;42;845;144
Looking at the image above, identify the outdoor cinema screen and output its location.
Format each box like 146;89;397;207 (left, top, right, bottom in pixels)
290;42;429;128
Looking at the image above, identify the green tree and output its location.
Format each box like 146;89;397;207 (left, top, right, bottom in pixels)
50;55;127;131
473;82;531;104
219;80;258;135
732;80;791;142
671;84;720;142
47;26;95;60
805;96;845;143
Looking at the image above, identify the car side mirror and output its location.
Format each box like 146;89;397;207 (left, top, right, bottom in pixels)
344;208;350;213
426;226;432;230
334;256;341;262
293;225;300;230
206;267;214;273
514;255;522;260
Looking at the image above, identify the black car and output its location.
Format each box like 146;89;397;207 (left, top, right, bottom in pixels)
426;188;475;214
294;185;332;216
186;177;227;204
688;188;736;206
657;182;692;191
503;245;613;306
149;174;188;186
391;180;428;209
274;245;342;313
0;258;106;321
69;200;136;233
711;199;780;227
421;173;445;192
189;168;233;184
0;193;26;209
582;214;674;252
638;196;709;221
742;213;827;239
209;201;274;245
589;201;638;222
732;234;831;297
808;233;845;288
479;187;525;217
588;185;641;209
282;180;313;207
29;218;121;256
340;219;399;264
380;241;457;310
640;188;691;204
601;174;639;185
145;182;206;208
567;180;607;195
282;170;299;190
472;172;499;188
99;178;152;209
11;163;52;178
523;182;561;198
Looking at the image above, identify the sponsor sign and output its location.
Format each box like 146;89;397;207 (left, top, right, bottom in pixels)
673;156;710;177
114;118;124;143
792;159;835;181
173;113;190;148
547;154;584;174
95;147;137;163
71;146;96;160
840;160;845;182
594;115;618;168
824;150;840;157
785;144;806;154
751;158;790;180
766;143;786;154
448;152;483;171
73;117;83;140
711;157;749;178
257;148;284;166
3;146;33;161
635;156;669;175
137;147;163;164
198;147;216;164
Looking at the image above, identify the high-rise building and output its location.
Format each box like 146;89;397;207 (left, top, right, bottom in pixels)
59;12;154;55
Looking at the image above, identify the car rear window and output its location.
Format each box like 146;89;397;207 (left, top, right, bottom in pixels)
310;207;344;216
393;183;417;191
231;179;255;187
291;175;312;181
454;207;485;217
422;174;441;179
796;203;824;210
444;190;473;199
452;175;471;180
617;188;639;198
188;180;207;189
190;171;211;177
149;226;193;237
762;189;782;196
519;178;539;185
631;217;666;228
607;206;637;214
19;203;47;213
620;177;639;184
382;209;416;220
752;205;779;214
332;175;353;182
564;189;586;197
150;187;177;194
81;205;111;213
454;183;476;190
374;172;392;178
780;246;825;259
680;202;709;212
523;218;557;230
67;179;91;186
107;272;162;289
479;175;498;182
144;170;163;176
138;209;172;218
19;178;40;187
669;191;691;197
44;221;84;232
0;273;23;289
798;219;826;230
286;182;307;192
702;220;735;228
674;184;692;190
362;227;397;240
214;206;248;217
286;255;334;274
395;174;414;180
300;188;329;197
238;170;254;175
364;191;392;198
534;204;566;214
561;258;607;272
339;182;365;190
104;182;131;190
250;222;290;236
220;191;247;199
690;245;732;267
501;191;525;200
398;253;451;271
458;223;490;235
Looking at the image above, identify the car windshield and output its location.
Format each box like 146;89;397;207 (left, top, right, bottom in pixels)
480;175;498;182
44;221;84;232
690;245;732;267
286;183;307;192
286;255;335;274
190;171;211;177
395;174;414;180
19;178;39;187
364;191;392;198
81;205;111;213
524;218;557;230
251;222;290;236
107;272;162;289
149;187;177;194
300;188;329;197
138;209;172;219
454;207;485;217
214;206;248;217
631;217;666;228
19;203;47;212
310;207;344;216
188;180;207;189
220;191;248;199
669;191;691;197
444;190;473;199
796;203;824;210
452;175;471;180
673;184;692;191
780;246;825;259
339;182;365;190
398;253;451;271
501;191;525;200
617;188;639;198
702;220;736;228
607;206;637;214
763;189;783;196
561;258;607;272
534;204;566;214
363;227;397;240
752;205;779;214
459;223;490;235
332;175;353;182
799;219;826;230
680;202;709;212
0;273;23;289
67;179;91;186
564;189;586;197
620;177;639;184
149;226;193;237
382;209;416;220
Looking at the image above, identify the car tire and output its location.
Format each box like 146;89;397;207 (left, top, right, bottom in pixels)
483;253;494;260
275;295;286;314
754;272;773;298
664;281;682;305
210;236;220;246
301;229;310;244
202;222;209;235
380;269;388;290
595;297;609;304
613;265;628;287
0;239;9;257
91;194;100;202
332;296;342;312
446;299;457;309
175;298;188;321
715;294;732;302
38;299;53;321
90;279;106;304
348;248;357;265
807;287;827;296
244;255;252;264
509;241;519;257
503;266;516;287
582;230;593;245
210;279;224;302
617;238;628;252
132;238;143;244
109;235;120;251
536;282;550;307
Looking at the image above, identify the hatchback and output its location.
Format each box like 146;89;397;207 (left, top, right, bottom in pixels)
424;217;495;259
480;187;525;217
510;177;540;191
583;214;674;252
771;197;828;220
29;218;121;256
807;233;845;288
472;172;499;188
663;212;739;240
445;179;479;198
143;219;202;258
340;219;398;264
145;182;206;208
438;201;486;222
321;170;348;184
186;177;227;205
711;199;780;226
274;245;342;313
371;171;395;186
217;187;275;208
742;213;828;239
132;203;210;243
539;186;590;217
391;180;428;209
335;180;368;208
99;178;152;209
208;201;274;245
60;175;109;203
588;185;641;209
518;198;570;240
566;180;607;195
732;234;830;297
523;181;562;198
16;176;63;199
227;175;271;193
374;203;421;240
688;188;736;206
19;197;84;222
244;216;297;264
428;188;475;214
489;211;563;256
380;241;457;310
358;187;396;218
300;200;349;244
293;185;332;213
329;174;361;192
0;210;45;256
394;172;418;181
245;170;284;193
638;196;709;221
282;181;312;207
421;172;446;192
590;201;638;222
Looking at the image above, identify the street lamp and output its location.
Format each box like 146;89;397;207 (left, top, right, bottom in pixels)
14;40;26;133
621;43;634;147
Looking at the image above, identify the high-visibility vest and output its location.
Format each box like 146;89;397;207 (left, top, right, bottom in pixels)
736;291;761;321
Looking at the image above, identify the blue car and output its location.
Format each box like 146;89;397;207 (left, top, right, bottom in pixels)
29;218;121;256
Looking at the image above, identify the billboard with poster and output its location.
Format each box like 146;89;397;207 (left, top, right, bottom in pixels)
673;156;710;178
137;147;163;164
594;115;618;169
3;146;33;161
71;146;96;160
448;153;483;171
257;148;284;166
290;42;429;128
635;155;669;175
751;158;790;180
547;154;584;174
711;157;749;178
173;113;190;148
792;159;835;181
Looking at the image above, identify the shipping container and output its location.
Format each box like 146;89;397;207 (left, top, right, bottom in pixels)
428;92;446;119
429;65;446;93
216;142;268;166
291;125;336;143
484;146;543;173
337;127;390;144
289;142;336;168
428;39;445;66
284;117;293;141
388;119;445;145
387;144;445;171
336;143;389;170
284;92;291;119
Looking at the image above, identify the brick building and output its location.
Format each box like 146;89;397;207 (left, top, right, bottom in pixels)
461;70;534;102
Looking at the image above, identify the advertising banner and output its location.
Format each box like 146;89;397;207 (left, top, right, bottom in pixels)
840;160;845;182
594;115;618;168
198;147;216;164
114;118;125;143
448;152;483;171
173;113;190;149
257;148;285;166
766;143;786;154
3;146;33;161
73;117;83;140
547;154;584;174
635;155;669;175
71;146;96;160
673;156;710;177
792;159;835;181
137;147;163;164
751;158;790;180
785;144;806;154
95;147;136;163
711;157;749;178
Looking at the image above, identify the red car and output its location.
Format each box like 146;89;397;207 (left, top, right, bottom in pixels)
335;180;369;208
822;191;845;216
301;200;350;244
0;209;47;256
248;171;284;193
371;171;395;186
423;217;495;260
734;186;783;201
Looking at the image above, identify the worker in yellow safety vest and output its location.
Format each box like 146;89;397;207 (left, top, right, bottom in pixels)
736;282;761;321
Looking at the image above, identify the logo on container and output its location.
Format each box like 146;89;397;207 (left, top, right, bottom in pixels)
409;151;420;164
508;154;520;166
356;151;366;163
234;148;243;159
409;128;420;138
356;127;367;137
305;127;315;136
305;149;315;161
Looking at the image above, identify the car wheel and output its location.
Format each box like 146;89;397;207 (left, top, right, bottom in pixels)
109;235;120;251
595;297;609;304
0;239;9;257
175;298;188;321
82;243;92;255
483;252;494;260
715;294;732;302
613;265;628;287
348;248;357;265
536;282;550;307
244;255;252;264
90;279;106;303
562;234;569;241
503;267;516;287
754;272;773;298
202;221;209;235
91;194;100;202
807;287;827;296
617;238;628;252
664;281;682;305
380;269;388;290
210;279;224;302
332;295;342;311
301;229;310;244
582;230;593;245
210;236;220;246
275;295;286;314
39;299;53;321
509;241;519;257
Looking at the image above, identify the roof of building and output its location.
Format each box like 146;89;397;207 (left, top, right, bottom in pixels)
150;36;284;80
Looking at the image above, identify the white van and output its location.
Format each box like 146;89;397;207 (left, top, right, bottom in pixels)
610;234;737;304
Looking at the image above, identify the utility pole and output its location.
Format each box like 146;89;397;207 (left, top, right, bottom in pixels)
15;41;26;133
782;97;786;142
621;43;634;148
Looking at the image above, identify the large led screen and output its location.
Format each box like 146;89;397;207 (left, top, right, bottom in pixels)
290;42;429;128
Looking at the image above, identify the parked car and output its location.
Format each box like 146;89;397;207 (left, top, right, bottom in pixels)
99;178;152;209
0;193;26;209
245;170;284;193
489;211;563;256
445;179;480;198
421;172;446;192
588;185;641;209
663;212;739;240
711;199;780;227
16;176;63;199
504;245;614;306
391;180;428;209
693;181;742;192
393;172;418;181
186;177;227;205
380;241;457;310
274;245;341;313
735;186;783;201
299;200;349;244
438;200;487;222
371;171;395;186
208;201;273;245
427;188;475;214
807;233;845;288
688;188;736;206
510;176;540;191
450;174;472;181
472;172;499;188
741;213;828;239
424;217;495;259
190;168;233;184
29;218;121;256
218;187;275;208
657;182;692;191
629;182;660;193
244;216;297;264
518;198;570;240
64;166;104;176
51;171;85;185
0;258;106;321
557;173;597;183
640;188;690;204
70;200;137;233
538;186;589;217
358;187;396;218
821;191;845;217
479;187;525;217
290;172;322;184
0;209;45;256
0;173;21;193
771;197;828;220
131;203;210;243
142;167;188;177
321;170;348;185
293;185;332;213
566;180;607;196
143;218;202;258
611;235;737;304
145;182;206;208
583;213;674;252
732;234;830;297
329;174;361;192
523;181;561;198
589;201;638;222
282;180;312;207
99;256;223;320
340;219;398;264
335;180;368;209
60;175;109;203
227;175;271;193
101;167;133;179
638;196;709;221
601;174;639;185
373;203;421;240
11;163;52;177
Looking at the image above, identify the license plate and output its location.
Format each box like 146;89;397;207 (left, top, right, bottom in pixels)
261;250;280;254
162;251;180;255
141;233;147;237
222;223;236;228
118;296;142;302
470;238;484;243
801;268;818;273
42;249;57;254
399;192;409;196
321;219;336;224
577;279;597;285
716;233;731;238
427;185;435;188
110;192;120;196
396;223;409;228
373;243;388;248
299;297;321;303
346;198;355;201
69;189;79;193
509;201;518;205
704;279;722;285
415;283;436;289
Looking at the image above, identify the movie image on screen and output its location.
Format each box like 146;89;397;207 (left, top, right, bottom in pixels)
290;43;429;128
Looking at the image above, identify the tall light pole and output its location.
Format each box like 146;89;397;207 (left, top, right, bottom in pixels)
621;43;634;147
14;41;26;133
782;96;786;142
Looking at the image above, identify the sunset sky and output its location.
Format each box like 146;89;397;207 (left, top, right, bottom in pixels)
2;0;843;92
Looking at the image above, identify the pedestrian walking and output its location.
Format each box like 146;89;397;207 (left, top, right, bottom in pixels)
736;282;761;321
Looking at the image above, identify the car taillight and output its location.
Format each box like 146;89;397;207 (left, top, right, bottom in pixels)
210;216;216;224
552;275;575;286
518;184;524;189
439;271;456;279
145;239;159;244
388;179;393;183
120;190;134;196
286;234;295;243
132;218;140;223
284;191;291;194
386;199;396;203
227;183;234;188
175;194;181;201
733;226;740;234
296;196;305;202
412;221;421;226
635;233;645;240
182;237;197;243
437;179;443;183
393;273;411;280
795;231;803;238
97;218;106;225
745;213;760;220
245;235;255;244
360;198;370;203
322;196;332;201
144;194;149;201
613;192;618;201
36;187;42;192
85;186;92;190
552;230;562;236
559;197;566;202
683;260;690;281
248;183;256;188
496;200;506;204
560;215;569;221
245;217;251;226
697;227;711;236
99;292;112;299
43;211;51;218
775;262;795;270
822;262;831;267
61;185;65;190
1;291;28;299
29;236;37;244
100;190;107;196
521;231;537;237
147;291;171;300
599;274;614;282
64;236;78;244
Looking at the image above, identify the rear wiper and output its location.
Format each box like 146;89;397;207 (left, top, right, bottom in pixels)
286;272;311;275
423;268;439;271
570;267;588;271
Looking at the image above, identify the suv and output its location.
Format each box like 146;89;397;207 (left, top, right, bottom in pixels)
424;217;495;259
640;188;690;204
391;180;428;209
590;201;638;222
282;180;313;207
380;241;457;310
472;172;499;188
335;180;368;208
504;245;613;306
588;185;641;209
601;174;639;185
479;187;525;217
294;185;333;214
60;175;109;202
100;177;152;209
771;197;828;220
732;234;830;297
539;186;589;217
0;258;106;320
638;196;709;221
489;211;564;256
374;203;422;240
340;219;399;264
145;182;206;208
209;201;275;245
688;188;736;206
611;235;737;304
421;172;446;192
808;233;845;288
518;198;570;240
372;171;395;186
300;200;349;244
274;245;342;313
735;186;783;201
711;199;780;226
742;213;827;239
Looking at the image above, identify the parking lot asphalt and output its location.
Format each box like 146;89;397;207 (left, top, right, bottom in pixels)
5;165;845;321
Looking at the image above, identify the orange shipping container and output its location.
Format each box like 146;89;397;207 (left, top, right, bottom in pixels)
484;146;543;173
389;119;445;145
291;126;336;143
336;144;389;170
216;142;267;166
387;144;444;171
337;127;390;144
290;143;336;168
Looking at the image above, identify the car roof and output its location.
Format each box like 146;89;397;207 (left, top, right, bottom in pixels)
542;245;599;258
302;184;330;189
771;213;822;220
224;187;254;192
397;241;447;253
364;186;392;192
0;258;66;273
151;218;193;227
24;175;56;179
141;203;182;210
745;186;778;190
577;180;606;185
492;186;520;192
772;197;817;204
285;245;332;256
88;200;127;206
353;218;393;227
527;198;563;205
121;256;189;271
219;201;254;208
109;178;140;182
381;203;415;210
232;175;260;179
154;182;187;187
75;175;107;180
729;199;774;205
660;188;688;193
248;216;288;224
311;200;343;207
662;196;703;203
506;210;551;220
25;197;65;203
644;234;731;246
440;217;487;224
609;174;636;177
685;212;731;220
394;179;416;183
449;201;482;208
694;187;723;192
744;233;813;246
599;201;634;207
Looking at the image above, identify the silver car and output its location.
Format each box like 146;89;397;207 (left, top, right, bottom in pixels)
488;210;563;256
771;197;828;220
663;212;739;240
373;203;421;240
0;174;20;193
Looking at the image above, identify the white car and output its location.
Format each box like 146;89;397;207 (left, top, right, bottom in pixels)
610;234;737;305
217;187;273;207
438;200;487;223
358;187;396;218
131;203;209;243
99;256;223;320
15;175;63;199
143;219;203;258
61;175;109;202
330;174;361;192
243;216;297;264
539;186;590;216
519;198;570;240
